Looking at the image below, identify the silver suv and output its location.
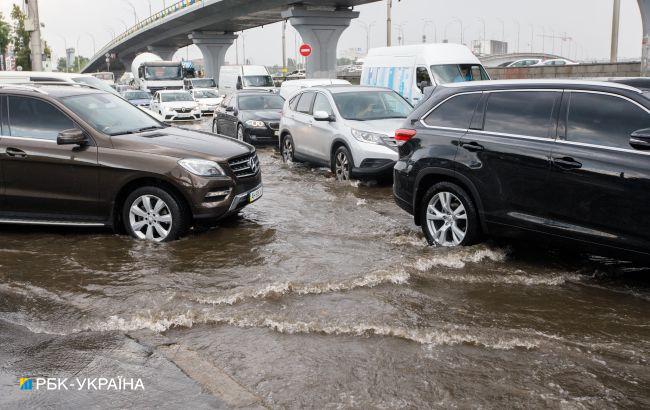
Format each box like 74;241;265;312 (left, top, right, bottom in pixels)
279;85;413;180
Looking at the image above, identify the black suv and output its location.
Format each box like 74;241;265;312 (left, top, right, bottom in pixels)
393;80;650;257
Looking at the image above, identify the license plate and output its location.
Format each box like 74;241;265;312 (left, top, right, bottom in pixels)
248;186;263;203
274;131;279;137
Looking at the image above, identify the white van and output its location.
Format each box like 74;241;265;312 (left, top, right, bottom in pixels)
361;43;490;104
218;65;276;96
0;71;120;95
279;78;350;100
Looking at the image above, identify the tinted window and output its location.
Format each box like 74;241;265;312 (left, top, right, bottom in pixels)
430;64;490;84
312;93;334;116
238;94;284;110
296;92;315;114
332;91;413;121
484;91;558;138
288;95;299;111
416;67;432;87
567;92;650;149
8;96;75;141
423;93;481;129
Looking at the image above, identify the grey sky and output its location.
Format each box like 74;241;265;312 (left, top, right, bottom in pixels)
0;0;644;66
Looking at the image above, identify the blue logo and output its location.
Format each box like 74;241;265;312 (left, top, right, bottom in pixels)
20;378;32;390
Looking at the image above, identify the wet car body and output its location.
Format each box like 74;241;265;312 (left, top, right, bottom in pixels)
393;79;650;258
0;84;262;235
213;90;283;145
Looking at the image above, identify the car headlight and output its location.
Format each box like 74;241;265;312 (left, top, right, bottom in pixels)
246;120;266;128
178;159;225;177
351;128;385;144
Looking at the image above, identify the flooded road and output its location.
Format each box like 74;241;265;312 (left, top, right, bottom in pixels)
1;118;649;408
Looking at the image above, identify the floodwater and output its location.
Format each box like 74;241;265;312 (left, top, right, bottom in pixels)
0;118;648;409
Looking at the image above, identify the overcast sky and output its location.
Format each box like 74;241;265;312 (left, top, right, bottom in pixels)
0;0;644;66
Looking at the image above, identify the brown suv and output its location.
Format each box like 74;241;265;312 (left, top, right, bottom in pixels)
0;83;262;242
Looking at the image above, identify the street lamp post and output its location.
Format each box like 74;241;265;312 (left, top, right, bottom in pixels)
57;35;69;72
356;20;376;52
477;18;486;43
122;0;138;25
387;0;392;46
514;20;520;53
422;19;436;43
529;24;534;53
86;33;97;56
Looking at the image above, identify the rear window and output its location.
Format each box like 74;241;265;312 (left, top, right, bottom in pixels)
423;93;482;129
484;91;558;138
296;92;315;114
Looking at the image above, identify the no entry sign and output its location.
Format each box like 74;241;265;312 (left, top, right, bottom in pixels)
299;44;312;57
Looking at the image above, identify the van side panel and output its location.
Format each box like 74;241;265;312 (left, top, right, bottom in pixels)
361;56;418;104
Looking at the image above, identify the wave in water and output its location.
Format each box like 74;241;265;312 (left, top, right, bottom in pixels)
193;270;410;306
409;246;508;270
422;271;584;286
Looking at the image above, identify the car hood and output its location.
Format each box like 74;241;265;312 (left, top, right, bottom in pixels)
196;98;221;105
161;101;198;109
344;118;406;136
110;126;252;161
129;99;150;105
240;110;282;122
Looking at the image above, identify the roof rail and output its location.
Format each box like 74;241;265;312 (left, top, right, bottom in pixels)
0;83;49;94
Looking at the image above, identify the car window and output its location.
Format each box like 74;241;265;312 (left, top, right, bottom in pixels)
332;91;413;121
430;64;490;84
423;93;482;129
566;92;650;149
161;92;193;102
416;66;432;89
238;94;284;110
312;93;334;117
288;94;300;111
296;92;315;114
484;91;558;138
8;96;75;141
220;95;232;108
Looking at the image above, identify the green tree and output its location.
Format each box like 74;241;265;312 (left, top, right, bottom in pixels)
10;4;30;70
0;12;10;70
57;56;68;72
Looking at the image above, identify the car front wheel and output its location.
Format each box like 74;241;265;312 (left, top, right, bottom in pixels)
333;146;353;181
419;182;480;247
123;186;188;242
281;134;295;163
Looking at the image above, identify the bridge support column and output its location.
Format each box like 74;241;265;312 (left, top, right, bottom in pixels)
281;6;359;79
118;53;136;74
189;31;238;83
640;0;650;75
147;45;178;61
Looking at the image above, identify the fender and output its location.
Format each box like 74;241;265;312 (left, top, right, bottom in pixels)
330;137;352;167
414;166;488;232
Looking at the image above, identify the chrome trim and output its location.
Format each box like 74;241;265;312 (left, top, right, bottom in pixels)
555;139;650;156
0;218;106;227
440;79;643;94
566;89;650;114
0;135;58;143
227;184;263;212
470;130;553;143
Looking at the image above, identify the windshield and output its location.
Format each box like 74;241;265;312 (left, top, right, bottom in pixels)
73;76;121;95
124;91;151;100
194;90;219;99
61;92;164;136
332;91;413;121
144;65;183;80
429;64;489;84
243;75;274;87
161;92;194;102
238;94;284;110
192;78;216;88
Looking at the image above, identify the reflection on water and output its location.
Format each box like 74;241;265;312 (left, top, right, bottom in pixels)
0;118;648;408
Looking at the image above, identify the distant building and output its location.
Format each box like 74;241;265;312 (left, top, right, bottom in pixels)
473;40;508;56
339;47;365;61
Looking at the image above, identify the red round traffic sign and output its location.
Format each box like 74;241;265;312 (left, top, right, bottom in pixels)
299;44;312;57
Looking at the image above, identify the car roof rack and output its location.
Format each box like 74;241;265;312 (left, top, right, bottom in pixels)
0;83;49;94
0;81;100;94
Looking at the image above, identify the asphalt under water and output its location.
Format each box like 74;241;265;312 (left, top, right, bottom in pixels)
0;118;649;408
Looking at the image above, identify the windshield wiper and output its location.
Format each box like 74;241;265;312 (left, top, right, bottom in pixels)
137;125;165;132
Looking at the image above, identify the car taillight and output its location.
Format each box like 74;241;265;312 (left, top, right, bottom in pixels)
395;129;416;146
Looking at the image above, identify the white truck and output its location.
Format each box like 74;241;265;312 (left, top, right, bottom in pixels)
131;52;184;94
218;65;276;96
361;43;490;105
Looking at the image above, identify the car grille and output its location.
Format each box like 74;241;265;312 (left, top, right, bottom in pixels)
175;108;192;113
228;153;260;178
268;122;279;131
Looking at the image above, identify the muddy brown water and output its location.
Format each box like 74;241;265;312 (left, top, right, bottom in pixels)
0;118;648;408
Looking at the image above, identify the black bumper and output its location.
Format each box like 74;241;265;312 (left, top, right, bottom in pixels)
245;127;279;144
351;159;396;178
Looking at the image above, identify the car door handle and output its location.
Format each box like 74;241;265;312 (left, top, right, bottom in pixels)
460;141;484;152
6;147;26;158
552;156;582;170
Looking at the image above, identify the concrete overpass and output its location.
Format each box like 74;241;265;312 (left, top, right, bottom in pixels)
81;0;379;82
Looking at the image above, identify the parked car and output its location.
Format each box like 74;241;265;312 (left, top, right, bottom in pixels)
150;90;201;122
184;77;217;90
0;82;262;242
361;43;490;105
213;90;284;144
534;58;578;66
393;79;650;257
192;88;222;115
122;90;152;108
506;59;542;67
279;78;351;100
280;85;413;181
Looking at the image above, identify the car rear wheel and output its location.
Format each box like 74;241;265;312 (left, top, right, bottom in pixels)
281;134;295;163
237;124;247;142
333;146;353;181
420;182;480;247
123;186;188;242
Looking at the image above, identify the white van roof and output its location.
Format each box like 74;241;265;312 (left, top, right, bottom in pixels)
366;43;480;65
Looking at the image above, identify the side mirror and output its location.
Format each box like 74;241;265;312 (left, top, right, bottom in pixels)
57;129;86;146
630;128;650;150
225;106;234;112
313;110;334;122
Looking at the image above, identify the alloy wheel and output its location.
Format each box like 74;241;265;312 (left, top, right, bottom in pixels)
128;195;173;242
335;151;350;181
282;138;293;162
237;126;244;141
426;191;468;246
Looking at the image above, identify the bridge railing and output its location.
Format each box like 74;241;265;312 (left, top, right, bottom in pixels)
90;0;202;66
